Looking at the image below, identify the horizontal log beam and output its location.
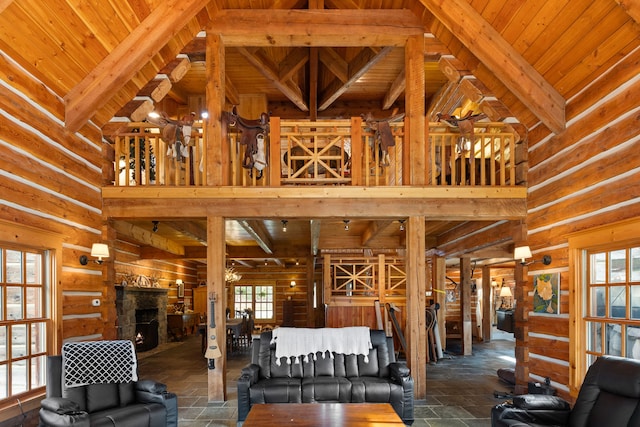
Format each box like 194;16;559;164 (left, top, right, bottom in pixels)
102;187;527;220
210;9;423;46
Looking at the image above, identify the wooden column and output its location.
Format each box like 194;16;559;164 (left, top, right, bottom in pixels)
406;216;426;399
306;256;315;327
404;35;425;185
514;261;529;394
207;215;226;401
205;32;226;186
460;257;472;355
481;265;492;342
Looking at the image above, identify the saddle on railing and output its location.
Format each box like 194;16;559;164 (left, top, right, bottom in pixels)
362;112;404;166
223;107;270;179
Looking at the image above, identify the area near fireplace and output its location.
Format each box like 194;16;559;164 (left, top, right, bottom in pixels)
115;286;168;352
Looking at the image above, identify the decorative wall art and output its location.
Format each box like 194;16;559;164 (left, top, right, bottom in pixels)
533;273;560;314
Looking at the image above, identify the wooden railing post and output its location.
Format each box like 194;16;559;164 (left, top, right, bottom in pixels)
350;117;362;186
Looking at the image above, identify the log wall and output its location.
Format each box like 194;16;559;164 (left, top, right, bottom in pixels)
520;48;640;398
0;52;193;349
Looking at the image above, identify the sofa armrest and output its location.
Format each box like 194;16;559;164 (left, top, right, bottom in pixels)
39;397;90;427
389;362;411;383
237;364;261;421
135;379;168;394
239;364;260;386
491;395;571;427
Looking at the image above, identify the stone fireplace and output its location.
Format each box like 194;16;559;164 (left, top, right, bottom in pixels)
115;286;168;351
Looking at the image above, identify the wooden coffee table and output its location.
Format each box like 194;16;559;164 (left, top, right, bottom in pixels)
243;403;405;426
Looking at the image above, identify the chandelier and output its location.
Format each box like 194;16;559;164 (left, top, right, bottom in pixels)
225;267;242;283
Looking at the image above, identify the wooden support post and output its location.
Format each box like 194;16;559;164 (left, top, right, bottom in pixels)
460;257;472;355
482;265;492;342
404;35;425;185
406;216;426;399
207;216;226;401
205;32;226;186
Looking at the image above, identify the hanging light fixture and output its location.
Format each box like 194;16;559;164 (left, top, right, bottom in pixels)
343;219;350;231
399;220;405;231
225;267;242;283
281;219;288;232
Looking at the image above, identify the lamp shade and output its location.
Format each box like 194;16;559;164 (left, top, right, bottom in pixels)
514;245;532;261
90;243;110;259
499;286;513;297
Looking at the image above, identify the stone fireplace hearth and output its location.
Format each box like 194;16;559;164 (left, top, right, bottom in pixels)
115;286;168;350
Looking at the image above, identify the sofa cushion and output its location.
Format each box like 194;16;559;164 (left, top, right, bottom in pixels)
349;377;404;403
86;383;119;413
302;377;351;402
249;378;302;404
89;403;159;427
119;382;135;406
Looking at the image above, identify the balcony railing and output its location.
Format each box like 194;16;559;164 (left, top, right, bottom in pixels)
109;118;520;188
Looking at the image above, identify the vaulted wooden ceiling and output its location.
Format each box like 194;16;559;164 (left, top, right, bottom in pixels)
1;0;637;266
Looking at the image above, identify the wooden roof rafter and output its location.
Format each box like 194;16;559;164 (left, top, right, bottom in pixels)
64;0;212;132
419;0;566;134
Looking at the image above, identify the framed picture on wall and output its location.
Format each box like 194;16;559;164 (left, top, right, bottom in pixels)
533;273;560;314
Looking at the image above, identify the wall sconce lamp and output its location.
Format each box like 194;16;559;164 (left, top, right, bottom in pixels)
514;245;552;266
79;243;110;265
290;280;296;288
281;220;288;232
175;279;183;286
343;219;350;231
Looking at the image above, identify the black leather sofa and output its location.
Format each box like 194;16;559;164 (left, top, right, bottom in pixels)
237;329;414;425
491;355;640;426
39;354;178;427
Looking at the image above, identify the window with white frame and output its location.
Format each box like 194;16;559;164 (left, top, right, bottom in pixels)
233;284;274;320
0;245;49;401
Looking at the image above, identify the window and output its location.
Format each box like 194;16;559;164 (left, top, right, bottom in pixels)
569;218;640;391
584;246;640;365
233;284;274;320
0;246;49;401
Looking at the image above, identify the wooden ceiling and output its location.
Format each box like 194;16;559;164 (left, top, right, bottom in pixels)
1;0;637;267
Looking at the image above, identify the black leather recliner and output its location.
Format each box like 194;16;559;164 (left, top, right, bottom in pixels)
491;355;640;426
39;352;178;427
237;329;414;425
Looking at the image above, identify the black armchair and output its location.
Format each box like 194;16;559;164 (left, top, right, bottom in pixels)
39;340;177;427
491;355;640;427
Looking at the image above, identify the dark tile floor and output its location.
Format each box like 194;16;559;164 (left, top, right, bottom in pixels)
137;330;516;427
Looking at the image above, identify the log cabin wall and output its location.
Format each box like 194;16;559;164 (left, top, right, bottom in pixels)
0;55;198;345
519;52;640;398
0;56;115;345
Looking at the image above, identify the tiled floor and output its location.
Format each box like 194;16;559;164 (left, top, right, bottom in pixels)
137;330;516;427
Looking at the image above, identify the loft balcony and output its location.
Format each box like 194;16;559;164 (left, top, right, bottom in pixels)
106;117;525;191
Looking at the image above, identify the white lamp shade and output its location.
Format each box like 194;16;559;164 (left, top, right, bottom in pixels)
90;243;110;259
514;245;532;261
175;279;183;285
499;286;513;297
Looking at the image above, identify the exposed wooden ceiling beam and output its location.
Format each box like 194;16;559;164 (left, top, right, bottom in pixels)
361;220;394;246
64;0;211;132
319;48;348;83
278;48;309;82
164;220;208;244
419;0;565;134
237;220;274;255
236;47;309;111
382;70;405;110
113;221;185;256
319;46;394;111
210;9;423;46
